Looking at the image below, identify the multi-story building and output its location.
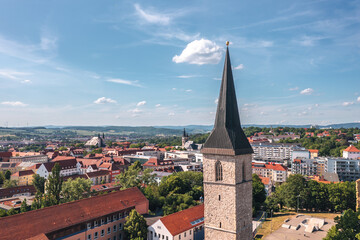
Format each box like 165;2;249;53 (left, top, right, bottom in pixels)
252;143;303;160
309;149;319;159
0;187;148;240
148;204;204;240
0;185;36;199
291;150;310;161
143;158;174;171
252;162;288;183
325;157;360;181
86;170;111;185
11;170;35;186
37;159;81;179
292;159;318;176
9;154;48;164
0;162;18;173
342;145;360;160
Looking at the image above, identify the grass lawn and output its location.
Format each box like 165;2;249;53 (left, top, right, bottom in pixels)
255;211;340;239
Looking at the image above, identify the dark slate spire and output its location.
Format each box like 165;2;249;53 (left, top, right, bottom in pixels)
183;128;187;137
202;44;253;156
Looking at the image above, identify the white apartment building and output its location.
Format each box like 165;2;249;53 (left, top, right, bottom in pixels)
37;159;81;179
342;145;360;160
325;157;360;181
252;162;288;183
252;143;304;160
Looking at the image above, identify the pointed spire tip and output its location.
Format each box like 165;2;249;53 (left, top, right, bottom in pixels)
226;41;229;46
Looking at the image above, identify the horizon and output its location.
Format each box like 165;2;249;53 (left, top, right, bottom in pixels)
1;0;360;127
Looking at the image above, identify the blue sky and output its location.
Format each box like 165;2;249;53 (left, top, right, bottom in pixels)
0;0;360;126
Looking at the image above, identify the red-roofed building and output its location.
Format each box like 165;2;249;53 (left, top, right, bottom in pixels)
148;204;204;240
11;170;35;186
143;158;174;171
52;156;76;162
0;187;148;240
343;145;360;159
259;176;273;196
308;149;319;159
37;159;81;179
252;162;287;183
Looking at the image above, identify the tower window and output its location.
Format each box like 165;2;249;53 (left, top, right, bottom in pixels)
219;222;222;228
215;161;223;181
242;162;246;182
219;195;221;201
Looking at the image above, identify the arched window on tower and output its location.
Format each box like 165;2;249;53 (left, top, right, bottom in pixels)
215;161;223;181
242;162;246;182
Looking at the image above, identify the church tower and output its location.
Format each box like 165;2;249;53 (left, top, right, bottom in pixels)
182;128;189;147
201;42;253;240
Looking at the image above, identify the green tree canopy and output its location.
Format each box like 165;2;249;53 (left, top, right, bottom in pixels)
3;179;17;188
32;174;46;194
46;163;63;205
124;209;148;240
324;209;360;240
61;177;92;202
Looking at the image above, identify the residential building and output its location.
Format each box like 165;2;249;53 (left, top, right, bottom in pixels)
177;162;203;172
252;143;303;160
292;159;318;176
148;204;204;240
143;158;174;171
259;176;273;196
252;163;288;183
343;145;360;160
151;171;173;184
9;154;48;164
37;159;81;179
0;187;148;240
309;149;319;159
11;170;35;186
325;157;360;181
0;185;36;199
291;149;310;161
86;170;111;185
0;162;18;173
0;152;12;162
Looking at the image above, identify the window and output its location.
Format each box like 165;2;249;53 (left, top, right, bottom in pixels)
113;236;117;240
119;212;123;219
108;227;111;234
219;195;221;201
87;234;91;240
190;230;192;235
119;223;123;230
119;234;122;240
242;163;246;182
101;219;105;225
113;215;117;221
94;232;98;239
166;237;168;240
215;161;223;181
101;230;105;237
179;235;181;240
113;225;117;232
220;222;222;228
94;220;98;227
87;223;92;230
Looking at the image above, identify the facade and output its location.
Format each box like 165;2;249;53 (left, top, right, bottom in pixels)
343;145;360;160
0;187;148;240
143;158;174;171
308;149;319;159
85;134;105;148
252;163;288;183
0;185;36;199
37;159;81;179
177;162;203;172
11;170;35;186
252;143;303;160
9;154;48;164
325;157;360;181
86;170;111;185
148;204;204;240
291;150;310;161
201;44;253;240
292;159;318;176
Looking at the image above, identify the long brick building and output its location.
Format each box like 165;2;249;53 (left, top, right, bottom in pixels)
0;187;148;240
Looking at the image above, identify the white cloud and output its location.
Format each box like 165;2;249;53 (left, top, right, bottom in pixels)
134;4;171;25
185;89;192;92
343;102;354;106
129;108;142;114
107;78;142;87
137;101;146;106
172;39;223;65
357;96;360;102
1;101;27;107
233;64;244;70
213;77;221;81
155;104;161;107
297;35;324;47
40;36;57;51
0;70;31;80
168;112;175;116
215;98;218;104
300;88;314;95
289;87;299;91
172;88;177;91
177;75;199;79
94;97;117;104
21;79;32;84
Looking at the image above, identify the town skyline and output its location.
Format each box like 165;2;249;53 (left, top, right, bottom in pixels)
1;0;360;127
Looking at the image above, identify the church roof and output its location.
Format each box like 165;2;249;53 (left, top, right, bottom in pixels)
202;45;253;156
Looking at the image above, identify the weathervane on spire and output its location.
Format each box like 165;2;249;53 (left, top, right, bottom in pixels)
226;41;229;46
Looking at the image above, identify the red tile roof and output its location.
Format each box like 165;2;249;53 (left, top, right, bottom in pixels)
308;149;319;153
52;156;76;162
11;170;34;177
86;170;110;178
344;145;360;152
42;159;78;172
0;187;148;240
259;176;270;185
160;204;204;236
0;185;36;199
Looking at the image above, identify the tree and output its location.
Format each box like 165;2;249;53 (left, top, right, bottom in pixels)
280;174;307;211
0;171;4;185
159;175;191;196
324;209;360;240
6;208;18;216
20;199;30;213
4;170;11;180
163;193;197;215
61;178;92;202
124;209;148;240
32;174;46;194
0;209;7;217
252;174;266;213
116;165;141;190
3;179;17;188
46;163;63;205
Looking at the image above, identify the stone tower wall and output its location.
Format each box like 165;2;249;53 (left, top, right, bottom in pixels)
203;153;252;240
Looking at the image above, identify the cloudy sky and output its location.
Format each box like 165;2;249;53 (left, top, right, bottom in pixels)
0;0;360;126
